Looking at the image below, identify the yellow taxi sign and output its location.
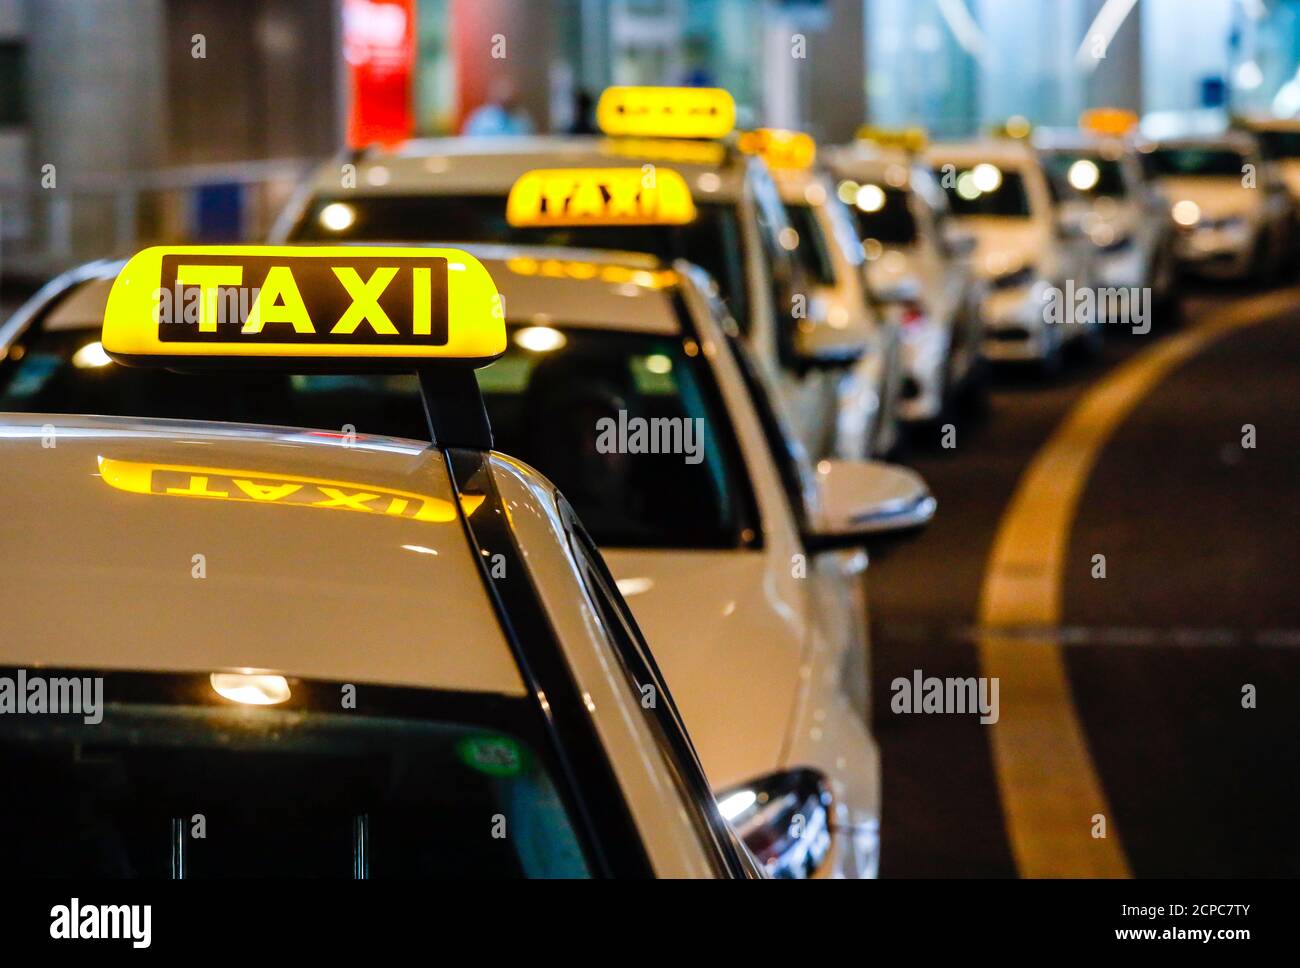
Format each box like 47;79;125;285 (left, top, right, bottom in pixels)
596;86;736;140
101;245;505;368
505;168;697;227
1080;108;1138;137
989;115;1033;140
737;128;817;170
855;125;929;153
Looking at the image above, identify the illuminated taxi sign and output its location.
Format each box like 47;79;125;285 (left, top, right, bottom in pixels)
856;125;928;153
1080;108;1138;137
97;457;485;522
102;245;505;368
596;86;736;140
737;129;816;170
989;116;1033;140
506;168;697;227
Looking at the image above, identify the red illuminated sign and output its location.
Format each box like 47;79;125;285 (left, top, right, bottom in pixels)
344;0;415;149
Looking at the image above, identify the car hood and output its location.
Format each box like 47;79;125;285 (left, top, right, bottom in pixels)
864;247;918;299
604;548;804;792
1155;176;1260;220
954;218;1046;280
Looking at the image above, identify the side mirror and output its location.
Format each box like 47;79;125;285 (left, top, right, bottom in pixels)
716;769;834;879
804;458;936;554
788;286;868;371
943;227;978;259
1056;216;1083;241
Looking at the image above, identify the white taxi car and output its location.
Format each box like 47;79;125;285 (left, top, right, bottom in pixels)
926;139;1101;373
270;87;877;461
739;128;904;455
0;245;770;879
0;244;936;878
1238;116;1300;209
1137;132;1293;283
825;139;987;421
1034;127;1179;321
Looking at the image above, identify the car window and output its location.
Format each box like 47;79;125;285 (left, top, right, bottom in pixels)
0;669;591;878
934;165;1032;217
294;193;750;330
0;297;757;552
1144;148;1247;177
720;332;817;533
845;182;919;245
1041;152;1129;198
783;201;837;286
1254;129;1300;160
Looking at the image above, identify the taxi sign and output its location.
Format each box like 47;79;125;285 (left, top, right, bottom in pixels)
506;168;697;227
855;125;928;153
737;128;816;170
102;245;505;369
1080;108;1138;137
596;86;736;140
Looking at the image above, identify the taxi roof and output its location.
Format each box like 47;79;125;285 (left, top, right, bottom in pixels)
21;245;685;341
823;143;923;188
0;413;528;697
1137;132;1258;154
924;139;1040;169
1237;116;1300;132
310;136;749;202
1031;128;1127;152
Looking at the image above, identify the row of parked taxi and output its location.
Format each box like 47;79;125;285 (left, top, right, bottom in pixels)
0;89;1293;879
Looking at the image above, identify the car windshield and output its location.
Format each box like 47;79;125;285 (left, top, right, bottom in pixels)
1144;147;1246;177
295;193;750;329
1041;153;1128;198
0;669;590;878
843;183;917;245
933;165;1032;217
1253;129;1300;159
0;296;753;550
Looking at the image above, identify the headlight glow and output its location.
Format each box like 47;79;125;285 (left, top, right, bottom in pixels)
1172;199;1201;227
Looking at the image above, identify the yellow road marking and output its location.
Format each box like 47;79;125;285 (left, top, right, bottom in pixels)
977;290;1299;877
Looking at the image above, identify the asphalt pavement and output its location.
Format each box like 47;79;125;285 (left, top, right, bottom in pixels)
868;284;1300;877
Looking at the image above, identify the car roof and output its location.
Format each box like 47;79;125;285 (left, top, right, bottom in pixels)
924;139;1040;168
310;136;748;201
1139;132;1258;153
823;143;922;187
1238;116;1300;132
16;244;687;341
0;412;528;697
1032;128;1126;152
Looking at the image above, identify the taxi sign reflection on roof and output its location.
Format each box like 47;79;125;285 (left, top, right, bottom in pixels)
102;245;505;368
97;457;485;522
596;86;736;140
855;125;929;153
506;168;697;227
737;129;817;170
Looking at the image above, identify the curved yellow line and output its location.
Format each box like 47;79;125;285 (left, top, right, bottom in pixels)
978;290;1299;877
